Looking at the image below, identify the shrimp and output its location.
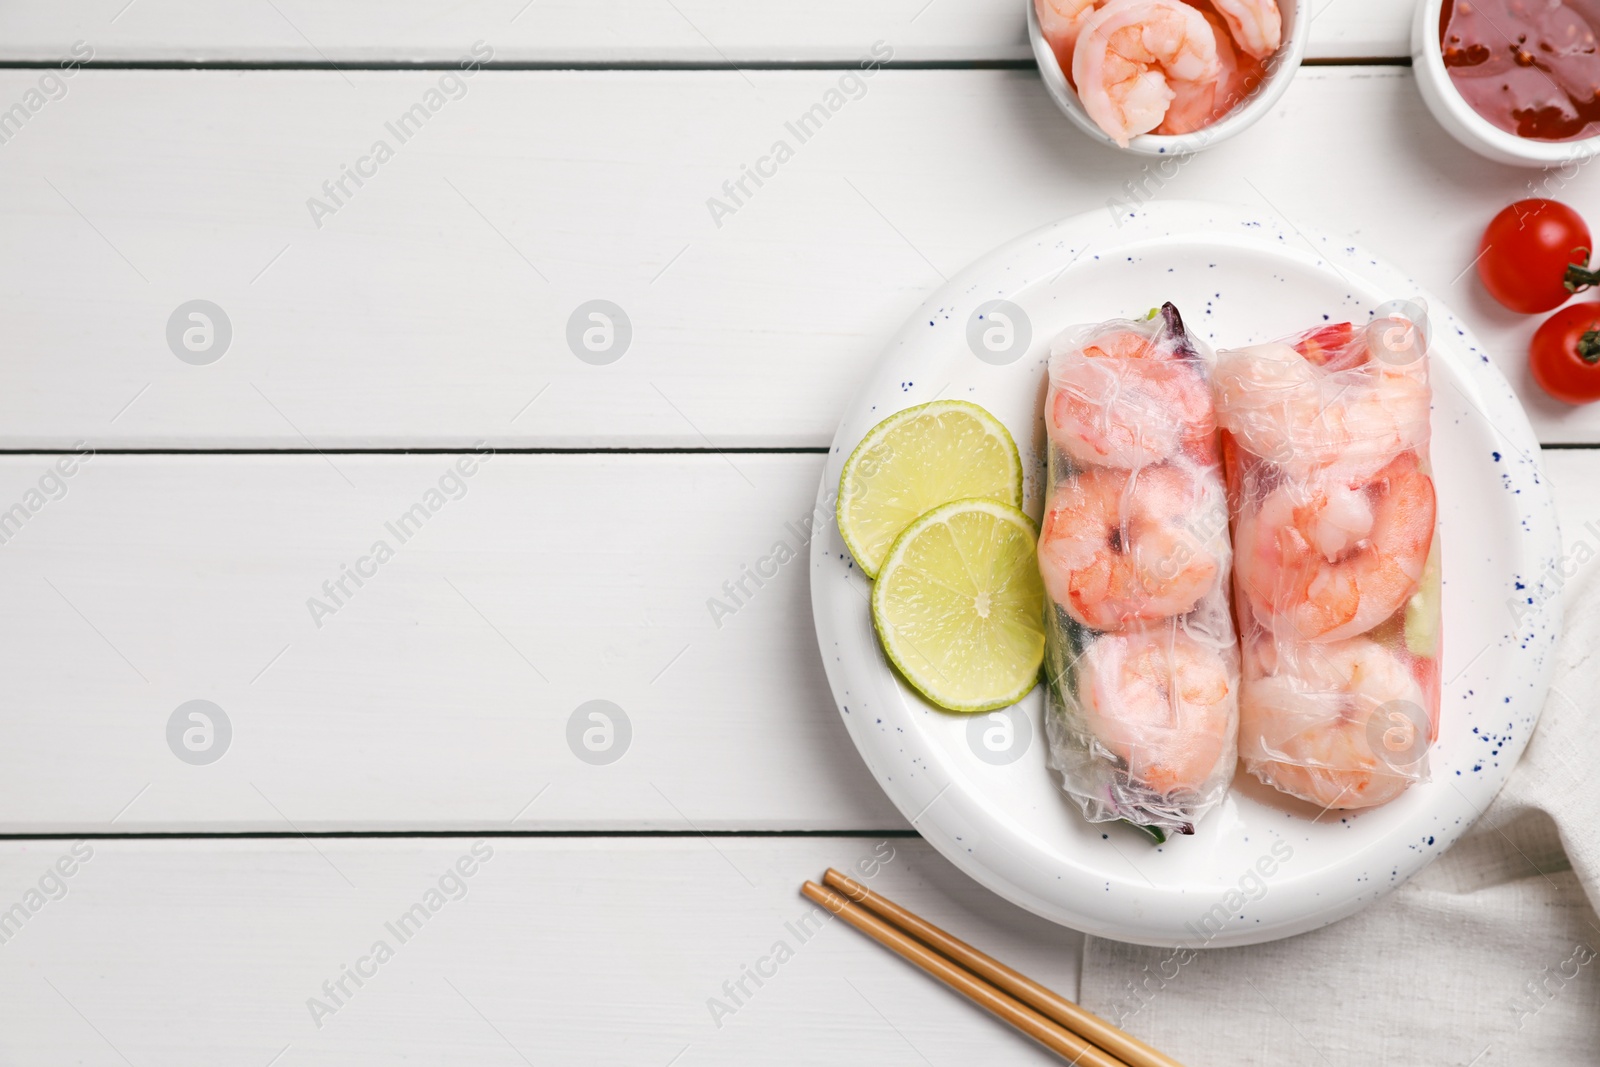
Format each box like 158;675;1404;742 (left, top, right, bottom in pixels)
1035;0;1099;72
1240;635;1431;809
1234;451;1436;643
1329;330;1433;479
1072;0;1223;147
1210;0;1282;60
1161;8;1263;134
1214;316;1432;479
1039;462;1223;631
1077;625;1236;797
1159;13;1225;136
1047;327;1216;469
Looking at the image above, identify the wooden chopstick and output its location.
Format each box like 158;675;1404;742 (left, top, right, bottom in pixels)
802;880;1132;1067
822;869;1185;1067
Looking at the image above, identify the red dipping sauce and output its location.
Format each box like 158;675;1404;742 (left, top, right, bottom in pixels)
1441;0;1600;141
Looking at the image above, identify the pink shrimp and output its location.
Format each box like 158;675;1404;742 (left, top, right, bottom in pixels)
1077;625;1236;796
1039;462;1223;632
1035;0;1100;73
1047;327;1216;469
1234;451;1437;643
1240;635;1432;809
1214;316;1432;480
1210;0;1282;59
1072;0;1223;147
1161;7;1265;133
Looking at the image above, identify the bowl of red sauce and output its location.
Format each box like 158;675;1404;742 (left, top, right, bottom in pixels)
1415;0;1600;165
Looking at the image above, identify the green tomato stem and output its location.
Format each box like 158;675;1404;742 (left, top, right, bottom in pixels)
1578;328;1600;364
1563;249;1600;294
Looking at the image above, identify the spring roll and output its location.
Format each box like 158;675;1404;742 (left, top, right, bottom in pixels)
1215;313;1441;811
1039;303;1240;837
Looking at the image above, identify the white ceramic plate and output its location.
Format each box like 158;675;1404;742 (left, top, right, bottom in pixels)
810;201;1561;948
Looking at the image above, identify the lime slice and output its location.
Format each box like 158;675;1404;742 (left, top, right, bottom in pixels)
837;400;1023;578
871;499;1046;713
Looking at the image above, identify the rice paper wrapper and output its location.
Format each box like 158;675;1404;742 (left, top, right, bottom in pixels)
1039;304;1240;836
1215;312;1442;811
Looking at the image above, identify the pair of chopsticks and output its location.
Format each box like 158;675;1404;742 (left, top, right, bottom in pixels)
802;870;1184;1067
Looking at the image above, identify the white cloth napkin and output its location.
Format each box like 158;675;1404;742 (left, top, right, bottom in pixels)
1078;567;1600;1066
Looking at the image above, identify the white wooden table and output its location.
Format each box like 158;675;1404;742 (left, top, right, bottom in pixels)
3;3;1597;1062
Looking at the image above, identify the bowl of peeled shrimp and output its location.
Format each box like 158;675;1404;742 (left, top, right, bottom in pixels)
1029;0;1308;154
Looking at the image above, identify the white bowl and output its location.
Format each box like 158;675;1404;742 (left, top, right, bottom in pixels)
1413;0;1600;167
1028;0;1307;156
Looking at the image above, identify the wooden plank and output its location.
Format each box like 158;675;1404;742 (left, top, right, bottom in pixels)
0;452;908;832
0;448;1594;833
0;1;1410;64
3;66;1595;450
0;836;1085;1064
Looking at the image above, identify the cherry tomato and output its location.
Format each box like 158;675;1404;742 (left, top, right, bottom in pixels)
1478;199;1597;314
1531;303;1600;404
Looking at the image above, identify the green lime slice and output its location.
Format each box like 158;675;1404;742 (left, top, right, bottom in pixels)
871;499;1046;713
837;400;1023;579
